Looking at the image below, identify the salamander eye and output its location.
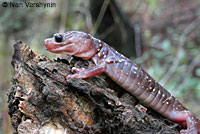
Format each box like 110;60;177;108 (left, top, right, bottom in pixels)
54;34;63;42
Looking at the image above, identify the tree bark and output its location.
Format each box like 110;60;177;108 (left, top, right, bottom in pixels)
8;41;180;134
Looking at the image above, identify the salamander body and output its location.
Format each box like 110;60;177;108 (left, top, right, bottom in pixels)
44;31;200;134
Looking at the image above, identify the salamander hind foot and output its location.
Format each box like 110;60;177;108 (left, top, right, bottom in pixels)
185;113;200;134
180;126;200;134
170;110;200;134
180;129;198;134
180;111;200;134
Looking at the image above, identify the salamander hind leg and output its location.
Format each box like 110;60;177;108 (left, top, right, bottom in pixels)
170;110;200;134
67;63;106;79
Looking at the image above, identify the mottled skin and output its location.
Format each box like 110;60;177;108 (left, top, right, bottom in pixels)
44;31;200;134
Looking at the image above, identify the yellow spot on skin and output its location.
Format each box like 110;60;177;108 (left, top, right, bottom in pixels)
148;80;152;82
163;95;172;104
104;55;107;58
98;53;101;57
168;96;172;100
192;117;194;120
149;87;152;90
97;48;100;51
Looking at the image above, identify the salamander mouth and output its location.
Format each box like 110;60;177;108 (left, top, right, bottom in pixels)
44;38;66;51
44;37;77;54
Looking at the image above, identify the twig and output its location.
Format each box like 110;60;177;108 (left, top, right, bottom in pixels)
174;54;200;96
59;0;68;33
134;23;142;57
90;0;111;35
160;18;200;86
98;24;116;39
109;0;127;44
73;7;93;30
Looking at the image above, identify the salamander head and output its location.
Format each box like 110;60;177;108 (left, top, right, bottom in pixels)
44;31;97;59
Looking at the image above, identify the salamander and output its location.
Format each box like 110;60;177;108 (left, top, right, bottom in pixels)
44;31;200;134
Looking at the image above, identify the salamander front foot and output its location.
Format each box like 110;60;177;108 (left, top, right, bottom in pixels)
67;74;87;79
66;67;87;79
67;64;106;79
71;67;85;73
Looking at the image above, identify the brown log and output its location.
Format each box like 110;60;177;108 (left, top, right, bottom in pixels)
8;41;180;134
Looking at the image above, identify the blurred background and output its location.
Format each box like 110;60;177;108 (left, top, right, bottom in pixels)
0;0;200;133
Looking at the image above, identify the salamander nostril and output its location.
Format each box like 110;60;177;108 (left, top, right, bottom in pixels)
54;34;63;42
